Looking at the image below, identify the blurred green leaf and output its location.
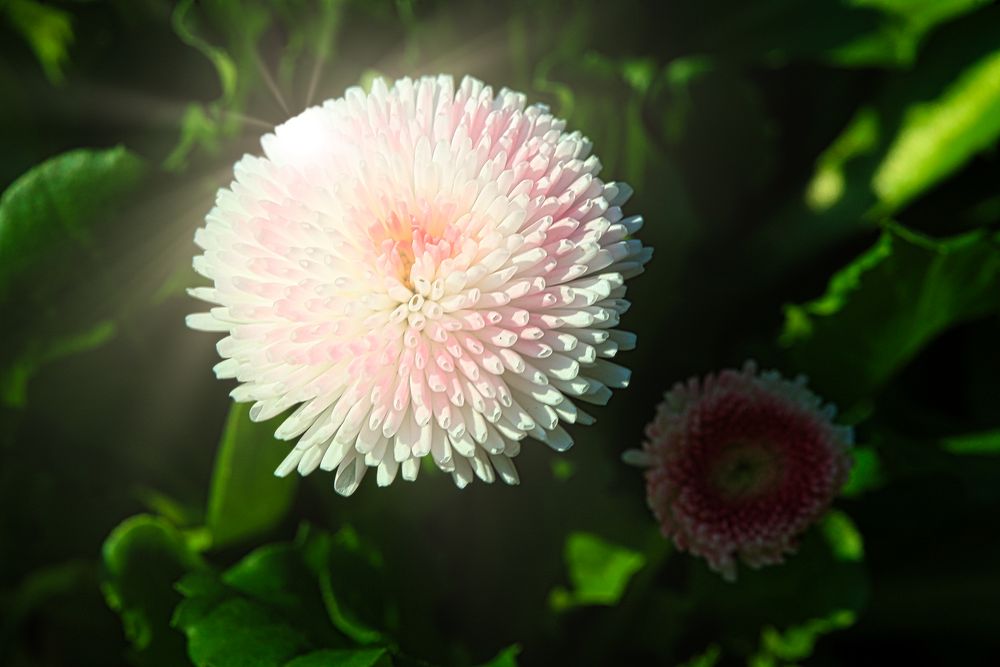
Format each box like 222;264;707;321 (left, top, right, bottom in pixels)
206;403;298;549
0;147;144;406
806;108;880;212
549;532;646;610
2;0;73;83
834;0;988;67
752;609;855;667
781;223;1000;406
0;146;144;302
1;320;115;407
285;648;390;667
102;515;205;667
842;446;884;497
942;429;1000;454
820;511;865;562
678;645;721;667
477;645;520;667
873;47;1000;212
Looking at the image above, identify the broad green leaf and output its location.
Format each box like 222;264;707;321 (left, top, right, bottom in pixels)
172;524;393;666
873;47;1000;211
0;147;144;406
301;525;391;644
942;429;1000;454
0;146;144;301
2;0;73;83
820;511;865;562
285;648;390;667
179;596;312;667
206;403;298;549
781;224;1000;406
101;515;204;667
549;532;646;610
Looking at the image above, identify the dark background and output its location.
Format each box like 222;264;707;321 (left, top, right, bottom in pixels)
3;1;1000;665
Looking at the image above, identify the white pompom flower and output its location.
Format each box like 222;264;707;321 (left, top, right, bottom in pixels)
187;74;652;495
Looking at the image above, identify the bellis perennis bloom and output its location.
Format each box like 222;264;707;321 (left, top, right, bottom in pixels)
188;75;651;496
624;362;852;580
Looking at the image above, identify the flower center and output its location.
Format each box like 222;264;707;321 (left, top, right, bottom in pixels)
369;203;459;290
708;440;784;501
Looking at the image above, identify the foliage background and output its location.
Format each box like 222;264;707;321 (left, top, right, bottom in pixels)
3;0;1000;665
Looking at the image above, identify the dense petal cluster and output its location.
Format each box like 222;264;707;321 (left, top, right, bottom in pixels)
188;75;651;495
624;362;852;580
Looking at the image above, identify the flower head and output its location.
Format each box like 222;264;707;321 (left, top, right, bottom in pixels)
188;75;651;495
624;362;852;580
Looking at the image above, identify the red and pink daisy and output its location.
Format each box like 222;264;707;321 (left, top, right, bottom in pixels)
625;362;853;580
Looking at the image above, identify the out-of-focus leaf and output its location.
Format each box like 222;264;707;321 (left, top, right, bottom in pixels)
942;429;1000;454
285;648;390;667
752;609;856;667
0;146;144;301
165;0;270;170
842;446;884;497
873;47;1000;212
2;0;73;83
834;0;988;67
549;532;646;610
101;515;205;667
0;147;145;406
781;223;1000;406
206;403;298;549
806;108;880;212
821;511;865;562
476;645;520;667
1;320;115;407
679;645;721;667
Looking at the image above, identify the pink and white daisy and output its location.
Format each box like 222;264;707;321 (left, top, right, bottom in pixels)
188;75;651;495
624;362;852;580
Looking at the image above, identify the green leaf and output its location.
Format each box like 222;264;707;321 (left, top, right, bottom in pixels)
549;532;646;610
942;429;1000;454
820;511;865;562
842;446;884;497
678;645;721;667
834;0;988;67
0;146;144;301
206;403;298;549
0;147;145;406
1;320;116;407
172;525;393;667
179;595;312;667
285;648;390;667
873;47;1000;211
101;515;205;667
477;645;520;667
781;224;1000;406
2;0;74;83
300;525;392;644
753;609;856;666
